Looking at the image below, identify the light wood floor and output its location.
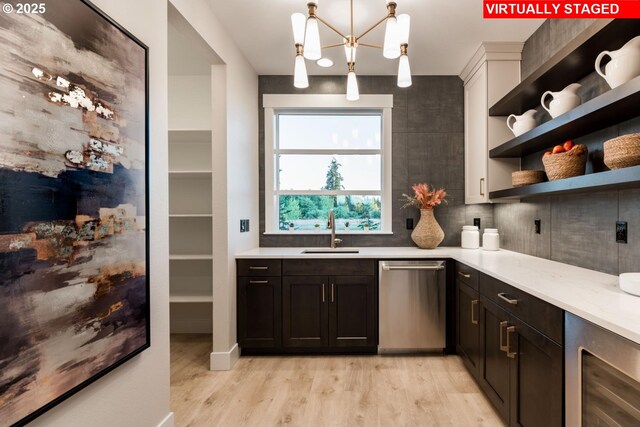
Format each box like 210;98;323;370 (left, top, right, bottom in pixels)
170;334;505;427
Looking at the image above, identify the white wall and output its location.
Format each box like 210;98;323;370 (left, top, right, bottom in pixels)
169;0;259;369
30;0;172;426
168;75;212;130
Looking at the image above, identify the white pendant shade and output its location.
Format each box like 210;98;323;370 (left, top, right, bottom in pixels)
344;44;357;63
294;55;309;88
397;54;412;88
397;14;410;44
346;71;359;101
291;13;306;45
303;17;322;60
383;17;400;59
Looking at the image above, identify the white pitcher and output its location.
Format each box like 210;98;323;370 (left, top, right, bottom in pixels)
595;36;640;89
541;83;582;119
506;109;537;137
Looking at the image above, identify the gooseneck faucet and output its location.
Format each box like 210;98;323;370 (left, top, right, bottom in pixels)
327;209;342;249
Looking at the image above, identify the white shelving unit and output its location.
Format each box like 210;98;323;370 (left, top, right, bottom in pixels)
169;129;213;334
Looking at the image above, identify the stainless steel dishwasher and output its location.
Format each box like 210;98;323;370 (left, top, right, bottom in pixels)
378;260;446;353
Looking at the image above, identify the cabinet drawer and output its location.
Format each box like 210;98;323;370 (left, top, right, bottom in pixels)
480;273;563;345
237;259;282;277
456;262;479;291
283;259;375;276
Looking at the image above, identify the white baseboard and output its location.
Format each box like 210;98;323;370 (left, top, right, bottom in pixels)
157;412;174;427
209;343;239;371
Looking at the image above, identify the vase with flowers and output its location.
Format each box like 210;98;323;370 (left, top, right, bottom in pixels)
402;183;447;249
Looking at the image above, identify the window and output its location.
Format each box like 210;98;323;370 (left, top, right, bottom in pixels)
264;95;392;233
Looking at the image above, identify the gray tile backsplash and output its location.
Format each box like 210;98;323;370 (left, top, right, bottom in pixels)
257;20;640;277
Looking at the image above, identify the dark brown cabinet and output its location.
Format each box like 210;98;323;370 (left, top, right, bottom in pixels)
238;259;377;354
282;276;328;348
479;296;513;422
329;275;376;348
455;279;481;379
509;316;563;427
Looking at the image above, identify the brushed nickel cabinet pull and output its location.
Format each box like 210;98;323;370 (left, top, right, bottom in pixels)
480;178;485;196
249;280;269;284
499;321;508;352
458;271;471;279
506;326;517;358
331;284;335;303
322;284;325;303
498;293;519;305
249;266;269;270
471;300;479;325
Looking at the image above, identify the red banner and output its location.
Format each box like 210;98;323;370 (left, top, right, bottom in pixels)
483;1;640;18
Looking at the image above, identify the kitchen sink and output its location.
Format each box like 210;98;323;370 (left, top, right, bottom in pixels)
301;248;360;254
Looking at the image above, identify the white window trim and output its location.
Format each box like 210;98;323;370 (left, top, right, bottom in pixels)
264;94;393;234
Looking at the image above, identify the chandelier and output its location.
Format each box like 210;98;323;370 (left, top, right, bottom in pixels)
291;0;412;100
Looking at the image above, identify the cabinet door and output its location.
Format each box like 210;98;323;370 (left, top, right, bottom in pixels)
329;276;376;348
509;318;563;427
456;279;481;379
237;277;282;349
464;62;489;204
479;296;511;422
282;276;328;348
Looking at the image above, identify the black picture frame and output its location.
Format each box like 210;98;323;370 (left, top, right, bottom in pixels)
0;1;150;426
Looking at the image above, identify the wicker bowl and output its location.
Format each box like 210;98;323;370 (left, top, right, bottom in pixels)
512;170;546;187
604;133;640;170
542;144;588;181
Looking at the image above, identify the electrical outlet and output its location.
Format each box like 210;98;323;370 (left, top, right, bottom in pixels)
616;221;627;244
240;219;250;233
473;218;481;229
534;219;541;234
406;218;414;230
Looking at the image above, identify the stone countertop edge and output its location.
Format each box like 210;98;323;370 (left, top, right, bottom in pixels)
235;247;640;345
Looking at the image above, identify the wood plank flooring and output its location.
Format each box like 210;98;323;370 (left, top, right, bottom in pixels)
170;334;505;427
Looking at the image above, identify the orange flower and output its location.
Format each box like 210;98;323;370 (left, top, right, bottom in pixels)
402;183;448;210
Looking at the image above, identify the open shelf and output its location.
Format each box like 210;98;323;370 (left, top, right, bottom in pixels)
169;170;212;177
490;76;640;158
489;20;639;116
489;166;640;200
169;213;213;218
170;294;213;304
169;254;213;260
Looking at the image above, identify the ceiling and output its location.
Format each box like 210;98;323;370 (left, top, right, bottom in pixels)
207;0;544;76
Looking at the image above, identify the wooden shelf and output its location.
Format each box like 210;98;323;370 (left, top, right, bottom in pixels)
489;20;639;116
169;170;212;176
170;294;213;303
169;214;213;218
169;255;213;261
490;76;640;158
489;166;640;200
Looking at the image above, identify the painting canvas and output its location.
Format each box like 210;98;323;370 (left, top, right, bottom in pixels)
0;1;149;425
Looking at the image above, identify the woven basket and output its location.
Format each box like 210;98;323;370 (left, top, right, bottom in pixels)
512;170;546;187
604;133;640;170
542;145;588;181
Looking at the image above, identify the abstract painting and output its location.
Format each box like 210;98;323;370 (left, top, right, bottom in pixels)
0;1;149;425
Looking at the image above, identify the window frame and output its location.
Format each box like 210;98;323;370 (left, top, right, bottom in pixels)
263;94;393;234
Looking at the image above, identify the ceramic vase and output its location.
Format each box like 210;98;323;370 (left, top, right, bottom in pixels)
411;209;445;249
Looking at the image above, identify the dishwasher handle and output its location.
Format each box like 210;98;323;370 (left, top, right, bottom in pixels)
381;264;445;271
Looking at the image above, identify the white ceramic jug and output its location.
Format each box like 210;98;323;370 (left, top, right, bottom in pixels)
541;83;582;118
507;109;537;137
595;36;640;89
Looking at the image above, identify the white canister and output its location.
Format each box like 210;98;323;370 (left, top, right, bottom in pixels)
461;226;480;249
483;228;500;251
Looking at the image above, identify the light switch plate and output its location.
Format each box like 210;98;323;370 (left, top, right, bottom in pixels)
534;219;541;234
473;218;481;229
240;219;250;233
616;221;627;244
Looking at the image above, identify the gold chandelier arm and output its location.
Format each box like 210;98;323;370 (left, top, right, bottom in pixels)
322;43;345;49
350;0;354;40
356;14;389;42
358;42;383;50
315;14;348;40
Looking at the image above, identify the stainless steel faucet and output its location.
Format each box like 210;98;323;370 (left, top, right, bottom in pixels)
327;209;342;249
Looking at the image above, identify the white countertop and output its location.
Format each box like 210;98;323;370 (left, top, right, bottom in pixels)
236;247;640;344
